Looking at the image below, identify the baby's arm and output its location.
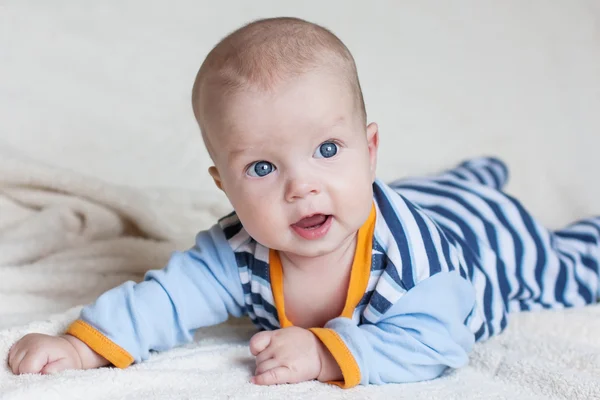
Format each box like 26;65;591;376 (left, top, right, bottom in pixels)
8;224;245;374
311;271;476;387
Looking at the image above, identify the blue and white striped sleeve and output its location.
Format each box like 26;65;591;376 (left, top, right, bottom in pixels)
312;271;476;387
66;224;246;368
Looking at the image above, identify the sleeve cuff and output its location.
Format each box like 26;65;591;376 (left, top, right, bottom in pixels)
66;320;134;369
309;327;361;388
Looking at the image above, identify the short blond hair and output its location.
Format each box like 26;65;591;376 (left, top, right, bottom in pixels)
192;17;366;147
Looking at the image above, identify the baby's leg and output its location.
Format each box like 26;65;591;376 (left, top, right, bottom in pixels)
548;217;600;305
520;217;600;311
438;157;509;191
391;157;509;191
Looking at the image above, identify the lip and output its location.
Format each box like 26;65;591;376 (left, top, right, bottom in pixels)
290;214;333;240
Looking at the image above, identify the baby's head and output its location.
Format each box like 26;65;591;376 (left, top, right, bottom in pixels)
192;17;379;258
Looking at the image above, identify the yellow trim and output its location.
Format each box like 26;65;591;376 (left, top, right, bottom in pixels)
269;248;292;328
269;249;292;328
66;320;134;369
309;328;361;388
340;204;376;319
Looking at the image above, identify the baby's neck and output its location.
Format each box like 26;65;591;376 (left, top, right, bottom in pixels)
279;233;358;275
277;233;359;328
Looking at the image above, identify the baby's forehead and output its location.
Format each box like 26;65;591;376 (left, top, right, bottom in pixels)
213;74;352;129
201;53;355;109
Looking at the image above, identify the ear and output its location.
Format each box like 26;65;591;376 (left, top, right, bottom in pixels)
366;122;379;181
208;166;224;191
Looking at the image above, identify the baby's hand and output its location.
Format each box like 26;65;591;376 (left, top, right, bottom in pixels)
8;333;85;375
9;332;110;375
249;327;326;385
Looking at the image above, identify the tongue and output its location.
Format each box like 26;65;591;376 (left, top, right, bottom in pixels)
294;214;327;229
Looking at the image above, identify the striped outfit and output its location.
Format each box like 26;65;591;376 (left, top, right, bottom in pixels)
67;157;600;387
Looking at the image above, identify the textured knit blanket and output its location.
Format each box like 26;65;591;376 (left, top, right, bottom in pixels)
1;150;599;400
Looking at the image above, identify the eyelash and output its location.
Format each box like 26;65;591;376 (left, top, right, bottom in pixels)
322;139;344;152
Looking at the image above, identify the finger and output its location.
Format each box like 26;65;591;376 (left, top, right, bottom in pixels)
252;366;293;386
18;351;48;375
41;357;75;375
10;348;28;375
255;358;281;376
7;343;19;370
249;331;273;356
255;345;275;366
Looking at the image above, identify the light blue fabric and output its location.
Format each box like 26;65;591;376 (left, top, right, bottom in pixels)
80;224;245;362
324;271;475;384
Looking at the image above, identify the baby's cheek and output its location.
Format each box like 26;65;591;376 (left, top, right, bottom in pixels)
338;178;372;223
242;208;282;246
339;168;371;198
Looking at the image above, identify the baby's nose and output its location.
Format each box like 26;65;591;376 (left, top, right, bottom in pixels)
284;176;321;202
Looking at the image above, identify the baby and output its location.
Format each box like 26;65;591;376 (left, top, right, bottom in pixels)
8;17;600;388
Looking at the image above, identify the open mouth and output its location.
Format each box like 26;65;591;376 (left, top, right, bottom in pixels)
291;214;333;240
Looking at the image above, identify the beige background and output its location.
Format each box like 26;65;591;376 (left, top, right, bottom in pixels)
1;0;599;227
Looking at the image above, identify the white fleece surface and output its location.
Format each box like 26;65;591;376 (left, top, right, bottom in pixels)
1;0;600;399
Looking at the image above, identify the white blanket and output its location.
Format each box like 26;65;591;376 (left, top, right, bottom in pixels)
1;150;599;399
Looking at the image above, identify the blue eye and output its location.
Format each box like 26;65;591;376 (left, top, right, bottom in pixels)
314;141;338;159
246;161;275;177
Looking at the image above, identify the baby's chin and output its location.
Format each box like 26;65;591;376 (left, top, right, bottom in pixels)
276;245;337;259
270;232;359;260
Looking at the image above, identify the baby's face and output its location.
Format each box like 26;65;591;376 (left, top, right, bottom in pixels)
204;70;378;258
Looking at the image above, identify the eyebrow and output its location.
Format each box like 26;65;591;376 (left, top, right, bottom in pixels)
227;146;254;158
225;117;348;158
